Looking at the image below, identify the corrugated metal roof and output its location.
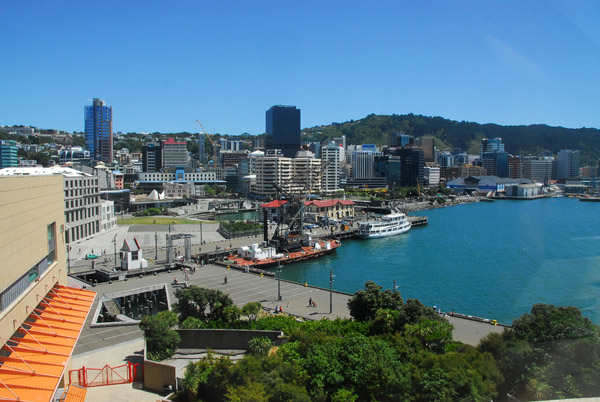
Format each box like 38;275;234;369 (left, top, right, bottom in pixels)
0;285;95;402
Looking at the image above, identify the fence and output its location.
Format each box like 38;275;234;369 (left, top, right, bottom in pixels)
68;361;142;387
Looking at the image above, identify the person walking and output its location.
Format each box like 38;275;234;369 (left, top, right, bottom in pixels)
309;297;313;307
224;275;228;284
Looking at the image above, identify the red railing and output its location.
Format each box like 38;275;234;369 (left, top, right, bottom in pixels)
68;361;142;387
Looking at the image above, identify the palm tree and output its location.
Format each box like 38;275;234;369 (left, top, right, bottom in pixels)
182;361;200;402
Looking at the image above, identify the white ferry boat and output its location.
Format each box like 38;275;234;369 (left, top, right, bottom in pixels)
357;212;411;239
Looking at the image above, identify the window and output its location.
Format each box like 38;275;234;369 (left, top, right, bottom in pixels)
47;222;56;263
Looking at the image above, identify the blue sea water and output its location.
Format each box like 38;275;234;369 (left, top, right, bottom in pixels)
271;198;600;325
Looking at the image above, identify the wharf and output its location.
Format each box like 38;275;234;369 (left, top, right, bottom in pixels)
73;262;506;356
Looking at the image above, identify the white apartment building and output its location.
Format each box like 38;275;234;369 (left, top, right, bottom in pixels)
424;166;441;187
0;166;101;243
253;152;321;198
100;199;117;231
254;156;293;198
321;143;344;193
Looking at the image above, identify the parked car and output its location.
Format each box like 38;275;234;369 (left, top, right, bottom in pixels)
85;253;100;260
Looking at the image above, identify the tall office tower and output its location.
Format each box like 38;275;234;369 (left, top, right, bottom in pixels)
142;142;163;172
480;138;505;155
557;149;581;179
84;98;113;163
321;142;344;193
388;132;413;147
508;155;522;179
198;132;206;165
351;145;382;179
0;140;19;168
265;105;301;158
414;137;435;162
481;151;509;177
395;145;425;187
162;137;189;169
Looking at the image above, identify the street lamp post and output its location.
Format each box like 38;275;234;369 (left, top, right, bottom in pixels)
329;269;335;314
67;245;71;274
199;222;203;244
112;234;118;268
154;232;158;260
277;260;282;301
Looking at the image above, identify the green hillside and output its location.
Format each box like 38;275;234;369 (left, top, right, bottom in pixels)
303;114;600;165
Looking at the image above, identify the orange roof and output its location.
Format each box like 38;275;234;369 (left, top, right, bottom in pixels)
304;199;355;208
259;200;288;208
61;384;87;402
0;284;95;402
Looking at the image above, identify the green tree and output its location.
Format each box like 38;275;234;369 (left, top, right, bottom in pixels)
347;281;403;321
242;302;262;322
248;336;273;356
225;381;269;402
182;361;201;402
174;286;234;323
139;310;180;361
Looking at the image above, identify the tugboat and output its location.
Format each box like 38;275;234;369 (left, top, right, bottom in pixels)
222;180;341;269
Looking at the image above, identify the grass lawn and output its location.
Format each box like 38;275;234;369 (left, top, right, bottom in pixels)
117;216;207;225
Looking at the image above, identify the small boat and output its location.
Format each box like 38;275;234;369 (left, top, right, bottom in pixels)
222;237;341;269
357;212;411;239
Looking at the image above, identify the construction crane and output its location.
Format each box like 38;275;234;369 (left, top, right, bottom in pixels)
270;158;330;251
196;120;220;164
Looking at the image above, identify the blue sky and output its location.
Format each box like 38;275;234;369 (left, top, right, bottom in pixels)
1;1;599;135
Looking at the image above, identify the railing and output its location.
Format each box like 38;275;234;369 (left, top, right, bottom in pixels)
68;361;143;387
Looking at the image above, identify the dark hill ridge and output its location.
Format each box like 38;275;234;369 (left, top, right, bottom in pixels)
303;114;600;164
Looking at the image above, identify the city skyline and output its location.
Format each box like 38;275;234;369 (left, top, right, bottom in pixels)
2;1;600;135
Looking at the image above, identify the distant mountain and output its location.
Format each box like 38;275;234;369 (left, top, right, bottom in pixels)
303;114;600;165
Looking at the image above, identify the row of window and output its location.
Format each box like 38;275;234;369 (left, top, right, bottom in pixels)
0;223;55;313
65;196;99;210
66;207;100;223
65;178;99;188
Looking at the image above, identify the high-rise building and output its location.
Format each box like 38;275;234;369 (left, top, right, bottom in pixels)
557;149;581;179
265;105;301;158
388;132;412;148
480;138;505;155
415;137;435;162
84;98;113;163
0;140;19;168
395;145;425;187
508;155;522;179
198;133;206;165
522;156;554;182
162;137;188;169
481;151;509;178
142;142;163;172
351;145;382;179
321;142;344;193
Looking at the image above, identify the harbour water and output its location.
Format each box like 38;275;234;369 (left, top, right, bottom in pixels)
272;198;600;325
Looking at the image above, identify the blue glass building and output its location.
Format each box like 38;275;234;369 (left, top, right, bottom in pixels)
265;105;301;158
0;140;19;168
84;98;113;163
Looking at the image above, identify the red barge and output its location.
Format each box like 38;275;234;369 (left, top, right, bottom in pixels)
222;237;341;269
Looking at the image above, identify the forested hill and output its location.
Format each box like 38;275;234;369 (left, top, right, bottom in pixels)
303;114;600;164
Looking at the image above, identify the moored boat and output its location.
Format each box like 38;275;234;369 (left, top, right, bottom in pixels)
357;212;411;239
223;237;341;269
